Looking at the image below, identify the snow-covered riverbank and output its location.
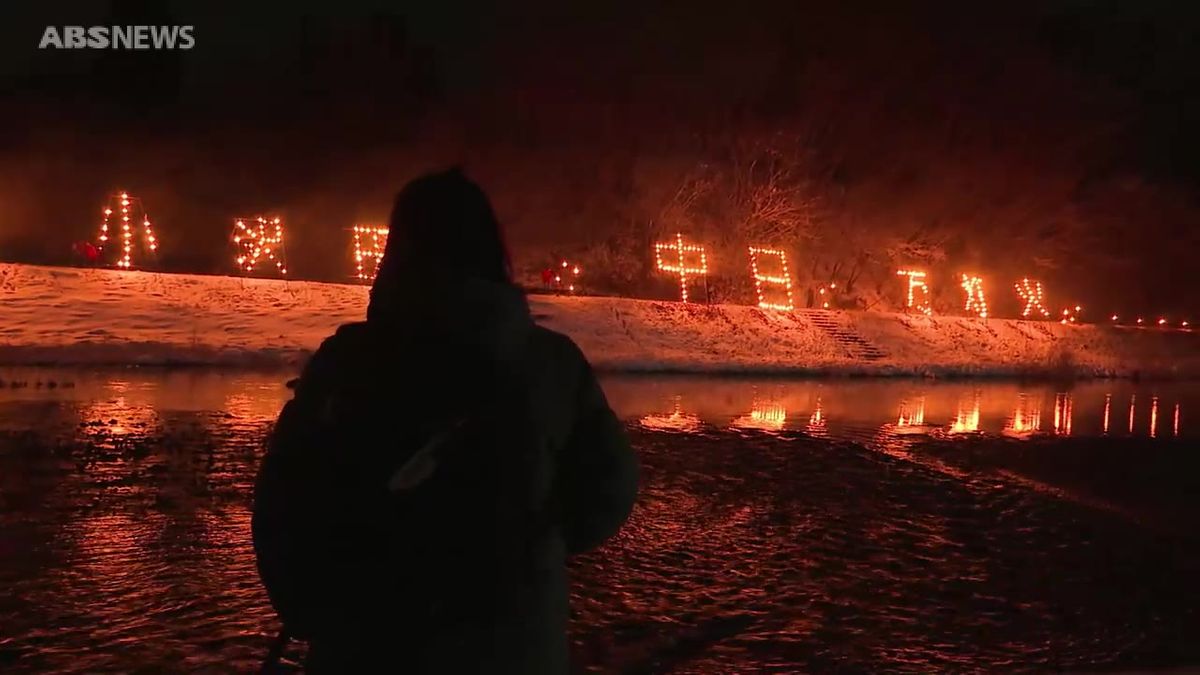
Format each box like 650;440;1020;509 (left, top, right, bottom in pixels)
2;263;1197;377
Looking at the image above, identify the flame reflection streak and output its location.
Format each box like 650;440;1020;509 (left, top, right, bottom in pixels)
1150;396;1159;439
1053;393;1073;436
1103;394;1111;435
77;381;161;448
223;391;288;424
948;392;981;434
897;396;926;427
1175;402;1181;437
806;397;827;436
1129;394;1136;435
639;396;703;433
731;399;787;432
1005;393;1042;436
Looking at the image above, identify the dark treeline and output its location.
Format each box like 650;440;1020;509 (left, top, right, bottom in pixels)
2;0;1199;318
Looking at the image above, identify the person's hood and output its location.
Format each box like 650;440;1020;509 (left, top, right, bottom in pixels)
366;273;534;359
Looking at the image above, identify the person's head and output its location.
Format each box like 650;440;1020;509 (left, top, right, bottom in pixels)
374;168;512;288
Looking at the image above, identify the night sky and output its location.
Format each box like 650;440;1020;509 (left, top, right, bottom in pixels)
3;1;1200;316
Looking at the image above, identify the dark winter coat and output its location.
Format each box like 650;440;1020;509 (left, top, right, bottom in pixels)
252;276;638;673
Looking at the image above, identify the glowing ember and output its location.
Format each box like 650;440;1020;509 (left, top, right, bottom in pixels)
352;225;389;282
1014;278;1050;319
97;191;157;269
233;217;287;276
747;246;794;311
960;274;988;318
896;269;931;315
654;233;708;303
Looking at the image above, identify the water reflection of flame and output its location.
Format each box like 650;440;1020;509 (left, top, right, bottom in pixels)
1103;394;1111;434
897;396;926;427
1150;396;1159;438
1175;402;1181;437
806;397;827;436
1129;395;1136;435
223;390;288;424
1005;393;1041;436
78;381;160;446
731;399;786;432
1053;393;1073;436
948;392;981;434
639;396;702;433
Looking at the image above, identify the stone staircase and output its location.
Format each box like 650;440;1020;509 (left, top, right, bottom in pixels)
799;309;888;361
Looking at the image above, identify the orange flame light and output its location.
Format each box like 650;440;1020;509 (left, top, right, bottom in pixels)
554;260;582;293
961;274;988;318
655;233;708;303
1015;278;1050;319
1060;305;1082;325
949;392;981;433
639;396;702;433
352;225;389;282
897;270;931;315
748;246;794;311
1053;393;1073;435
897;396;926;427
1150;396;1159;438
807;397;827;435
1006;393;1042;435
98;191;157;269
732;398;787;431
233;217;287;276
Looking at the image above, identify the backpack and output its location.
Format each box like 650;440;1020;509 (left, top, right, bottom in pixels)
252;322;548;643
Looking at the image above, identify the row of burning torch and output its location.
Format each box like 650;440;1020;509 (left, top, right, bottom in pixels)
93;192;580;286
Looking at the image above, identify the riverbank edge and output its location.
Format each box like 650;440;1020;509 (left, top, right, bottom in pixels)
2;263;1198;379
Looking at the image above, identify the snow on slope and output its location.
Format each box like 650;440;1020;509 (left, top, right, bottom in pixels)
2;263;1198;377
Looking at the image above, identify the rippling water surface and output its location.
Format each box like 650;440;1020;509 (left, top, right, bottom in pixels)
1;369;1198;672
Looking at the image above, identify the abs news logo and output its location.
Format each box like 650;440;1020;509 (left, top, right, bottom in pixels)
39;26;195;50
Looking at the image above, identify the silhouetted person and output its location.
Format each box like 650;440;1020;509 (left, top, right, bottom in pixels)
252;168;638;673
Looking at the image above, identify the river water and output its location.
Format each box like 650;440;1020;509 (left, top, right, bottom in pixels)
1;368;1198;672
